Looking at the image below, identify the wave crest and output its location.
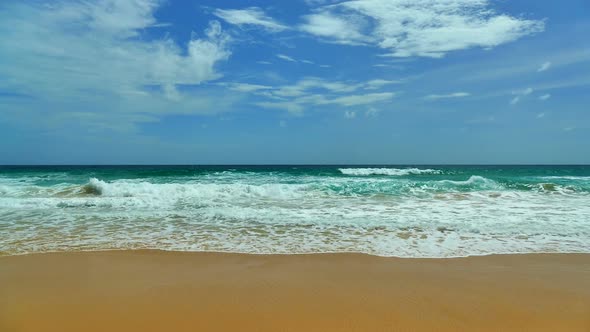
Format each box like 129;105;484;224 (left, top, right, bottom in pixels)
75;178;308;200
80;178;105;196
437;175;501;190
339;168;442;176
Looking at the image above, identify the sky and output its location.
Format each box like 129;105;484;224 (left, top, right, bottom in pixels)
0;0;589;164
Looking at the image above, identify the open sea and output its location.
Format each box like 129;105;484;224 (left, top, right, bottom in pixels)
0;165;589;257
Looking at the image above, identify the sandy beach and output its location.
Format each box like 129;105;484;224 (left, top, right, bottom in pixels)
1;251;589;331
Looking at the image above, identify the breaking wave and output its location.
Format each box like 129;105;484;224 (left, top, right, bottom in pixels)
1;166;590;258
339;168;442;176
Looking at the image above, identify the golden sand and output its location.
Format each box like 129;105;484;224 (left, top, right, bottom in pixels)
1;251;589;331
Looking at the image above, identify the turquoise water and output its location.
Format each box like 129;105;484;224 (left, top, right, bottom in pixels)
1;165;589;257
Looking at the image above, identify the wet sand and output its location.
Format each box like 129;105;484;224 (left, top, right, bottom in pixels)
1;251;589;331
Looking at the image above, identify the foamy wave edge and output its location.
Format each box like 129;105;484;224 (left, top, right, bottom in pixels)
339;168;442;176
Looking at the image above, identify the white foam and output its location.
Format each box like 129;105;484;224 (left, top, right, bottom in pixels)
84;177;310;200
1;175;589;258
339;168;442;176
437;175;501;189
538;176;590;181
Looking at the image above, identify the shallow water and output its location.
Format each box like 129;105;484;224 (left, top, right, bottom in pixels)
1;165;589;257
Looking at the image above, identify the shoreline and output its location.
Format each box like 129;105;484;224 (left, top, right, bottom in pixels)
1;251;589;331
3;248;589;259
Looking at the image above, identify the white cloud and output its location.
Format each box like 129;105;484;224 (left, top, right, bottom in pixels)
257;61;272;65
425;92;470;100
344;110;356;119
222;83;273;92
539;94;551;101
277;54;297;62
255;86;395;114
304;0;339;6
213;7;287;32
511;87;534;104
257;101;304;114
364;79;401;89
299;0;544;57
0;1;235;133
275;55;316;65
537;61;551;72
537;112;545;118
299;11;368;45
272;77;361;97
1;1;231;92
458;48;590;83
217;76;400;114
261;77;400;99
328;92;394;106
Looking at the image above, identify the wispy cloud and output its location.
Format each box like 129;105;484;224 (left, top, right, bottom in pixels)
0;0;234;133
1;1;231;91
257;92;395;114
275;54;317;64
372;63;405;70
456;48;590;84
298;0;544;57
537;61;552;72
260;77;398;99
213;7;288;32
220;83;274;93
299;11;368;46
510;87;534;105
425;92;470;100
331;92;394;106
364;79;401;90
276;54;297;62
539;94;551;101
344;110;356;119
252;77;397;114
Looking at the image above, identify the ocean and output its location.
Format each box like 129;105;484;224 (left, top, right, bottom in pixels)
1;165;589;257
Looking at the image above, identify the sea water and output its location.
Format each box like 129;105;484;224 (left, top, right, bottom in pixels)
1;165;589;257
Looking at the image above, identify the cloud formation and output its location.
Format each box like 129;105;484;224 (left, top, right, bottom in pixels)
0;0;237;135
539;94;551;101
213;7;287;32
299;0;544;57
537;61;552;72
0;1;231;99
251;77;396;114
364;79;401;89
425;92;470;100
344;110;357;119
277;54;298;62
510;87;534;105
300;11;368;45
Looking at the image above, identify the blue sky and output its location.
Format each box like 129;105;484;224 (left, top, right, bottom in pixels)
0;0;589;164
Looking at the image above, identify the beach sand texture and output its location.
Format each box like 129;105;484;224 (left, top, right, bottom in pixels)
1;251;589;332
